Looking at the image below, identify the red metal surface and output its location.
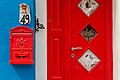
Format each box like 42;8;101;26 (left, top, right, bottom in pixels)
47;0;112;80
10;26;34;64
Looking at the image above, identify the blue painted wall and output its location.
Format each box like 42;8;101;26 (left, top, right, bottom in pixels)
0;0;35;80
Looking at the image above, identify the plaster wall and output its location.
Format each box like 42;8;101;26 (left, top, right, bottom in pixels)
113;0;120;80
0;0;35;80
36;0;47;80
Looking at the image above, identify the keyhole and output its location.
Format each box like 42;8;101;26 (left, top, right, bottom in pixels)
71;54;75;58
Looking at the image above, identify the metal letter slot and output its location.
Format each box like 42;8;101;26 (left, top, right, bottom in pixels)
71;47;82;51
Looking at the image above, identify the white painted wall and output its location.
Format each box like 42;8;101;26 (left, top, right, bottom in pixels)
36;0;47;80
113;0;120;80
36;0;118;80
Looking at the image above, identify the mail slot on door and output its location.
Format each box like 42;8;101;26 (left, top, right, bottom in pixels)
10;26;34;64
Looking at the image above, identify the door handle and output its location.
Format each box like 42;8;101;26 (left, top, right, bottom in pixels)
71;47;82;51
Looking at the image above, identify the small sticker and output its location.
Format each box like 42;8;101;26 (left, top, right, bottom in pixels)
19;3;31;25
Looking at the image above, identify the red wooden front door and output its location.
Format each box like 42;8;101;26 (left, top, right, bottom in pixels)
47;0;112;80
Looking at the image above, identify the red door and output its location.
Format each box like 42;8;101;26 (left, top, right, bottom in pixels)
47;0;112;80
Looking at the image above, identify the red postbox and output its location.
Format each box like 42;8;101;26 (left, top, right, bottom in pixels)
10;26;34;64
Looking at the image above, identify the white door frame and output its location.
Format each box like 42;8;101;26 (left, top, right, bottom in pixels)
36;0;47;80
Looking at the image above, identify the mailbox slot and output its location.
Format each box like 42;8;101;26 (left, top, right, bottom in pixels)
16;53;29;58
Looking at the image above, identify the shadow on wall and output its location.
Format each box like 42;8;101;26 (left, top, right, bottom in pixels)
13;65;35;80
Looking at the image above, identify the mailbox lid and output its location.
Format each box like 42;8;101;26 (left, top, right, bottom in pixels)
10;26;33;33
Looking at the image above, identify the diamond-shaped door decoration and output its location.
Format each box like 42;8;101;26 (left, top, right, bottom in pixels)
81;24;97;42
78;49;100;72
78;0;99;16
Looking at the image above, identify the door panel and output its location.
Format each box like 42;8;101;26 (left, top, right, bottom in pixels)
47;0;112;80
47;0;64;80
70;0;105;79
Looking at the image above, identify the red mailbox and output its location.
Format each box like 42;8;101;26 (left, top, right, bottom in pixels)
10;26;34;64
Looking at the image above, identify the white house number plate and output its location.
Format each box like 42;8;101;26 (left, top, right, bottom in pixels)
19;3;31;25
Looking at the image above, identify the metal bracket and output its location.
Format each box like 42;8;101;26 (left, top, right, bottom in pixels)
36;18;45;32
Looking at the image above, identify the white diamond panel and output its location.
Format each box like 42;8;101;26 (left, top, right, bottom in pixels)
78;49;100;72
78;0;99;16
